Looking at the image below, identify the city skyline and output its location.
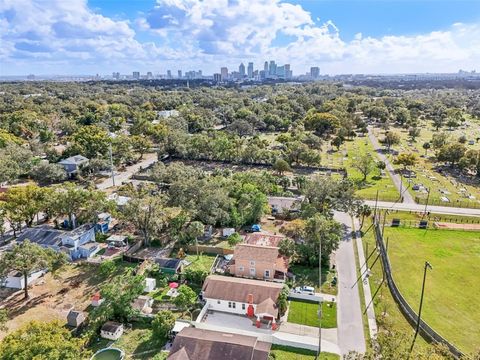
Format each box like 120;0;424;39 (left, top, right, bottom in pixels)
1;0;479;76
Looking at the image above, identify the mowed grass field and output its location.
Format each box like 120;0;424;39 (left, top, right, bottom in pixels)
384;227;480;353
287;300;337;328
270;345;339;360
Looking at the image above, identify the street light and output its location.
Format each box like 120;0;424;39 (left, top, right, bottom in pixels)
409;261;433;356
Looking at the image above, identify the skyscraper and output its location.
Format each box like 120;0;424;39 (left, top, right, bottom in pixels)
269;60;276;76
239;63;245;77
178;70;182;79
264;61;269;72
221;67;228;81
213;73;222;82
132;71;140;79
167;70;172;79
247;62;254;78
310;67;320;79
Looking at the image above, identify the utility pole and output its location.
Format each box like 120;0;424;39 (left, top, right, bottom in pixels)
409;261;433;356
423;188;430;217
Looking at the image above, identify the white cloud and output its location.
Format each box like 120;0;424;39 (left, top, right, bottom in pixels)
0;0;479;75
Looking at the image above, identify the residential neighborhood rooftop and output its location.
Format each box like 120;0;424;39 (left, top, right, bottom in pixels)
168;327;271;360
202;275;283;304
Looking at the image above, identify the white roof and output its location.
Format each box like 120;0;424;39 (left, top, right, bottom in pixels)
59;155;89;165
172;321;191;333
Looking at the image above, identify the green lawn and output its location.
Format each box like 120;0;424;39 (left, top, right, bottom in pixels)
290;265;337;295
344;137;399;201
113;322;164;359
382;227;480;353
270;345;339;360
361;223;431;351
287;300;337;328
184;254;217;272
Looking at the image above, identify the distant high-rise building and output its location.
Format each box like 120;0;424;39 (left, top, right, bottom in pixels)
132;71;140;79
269;60;276;76
247;62;254;78
310;67;320;79
167;70;172;79
221;67;228;81
264;61;269;72
146;71;153;79
27;74;35;80
213;73;222;82
178;70;182;79
239;63;245;77
112;72;120;80
284;64;292;79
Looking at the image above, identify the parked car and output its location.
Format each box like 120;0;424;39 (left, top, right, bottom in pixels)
294;286;315;295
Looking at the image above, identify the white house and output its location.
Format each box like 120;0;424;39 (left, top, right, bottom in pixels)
1;269;47;289
201;275;283;328
100;321;124;340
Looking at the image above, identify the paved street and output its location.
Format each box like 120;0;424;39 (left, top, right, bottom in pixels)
364;200;480;216
334;211;366;355
96;152;158;190
367;127;415;204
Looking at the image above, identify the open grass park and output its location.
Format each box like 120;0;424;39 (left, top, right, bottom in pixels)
363;223;480;354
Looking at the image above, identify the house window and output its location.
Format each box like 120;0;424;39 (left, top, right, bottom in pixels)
239;266;244;272
265;270;270;278
228;302;232;308
217;300;221;304
250;268;256;276
232;302;236;309
242;304;246;310
250;260;255;266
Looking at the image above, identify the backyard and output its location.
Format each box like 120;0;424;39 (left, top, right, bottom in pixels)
287;300;337;329
366;225;480;353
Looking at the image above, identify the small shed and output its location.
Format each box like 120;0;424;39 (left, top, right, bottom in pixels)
67;310;86;328
100;321;124;340
155;258;183;275
91;292;105;307
144;278;156;293
107;235;128;248
222;228;236;238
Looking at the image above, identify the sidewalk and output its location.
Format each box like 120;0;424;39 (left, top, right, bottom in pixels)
352;217;378;340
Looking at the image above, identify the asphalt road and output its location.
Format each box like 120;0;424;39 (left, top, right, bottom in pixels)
96;152;158;190
334;211;366;355
364;200;480;216
367;127;415;204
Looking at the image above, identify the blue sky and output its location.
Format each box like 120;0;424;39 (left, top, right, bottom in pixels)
1;0;479;75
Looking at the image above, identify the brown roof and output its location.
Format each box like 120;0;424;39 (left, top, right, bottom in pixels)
234;244;279;264
255;298;278;317
202;275;283;304
244;233;285;247
168;327;271;360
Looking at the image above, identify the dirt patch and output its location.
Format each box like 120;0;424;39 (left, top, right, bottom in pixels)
434;222;480;231
0;263;103;339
